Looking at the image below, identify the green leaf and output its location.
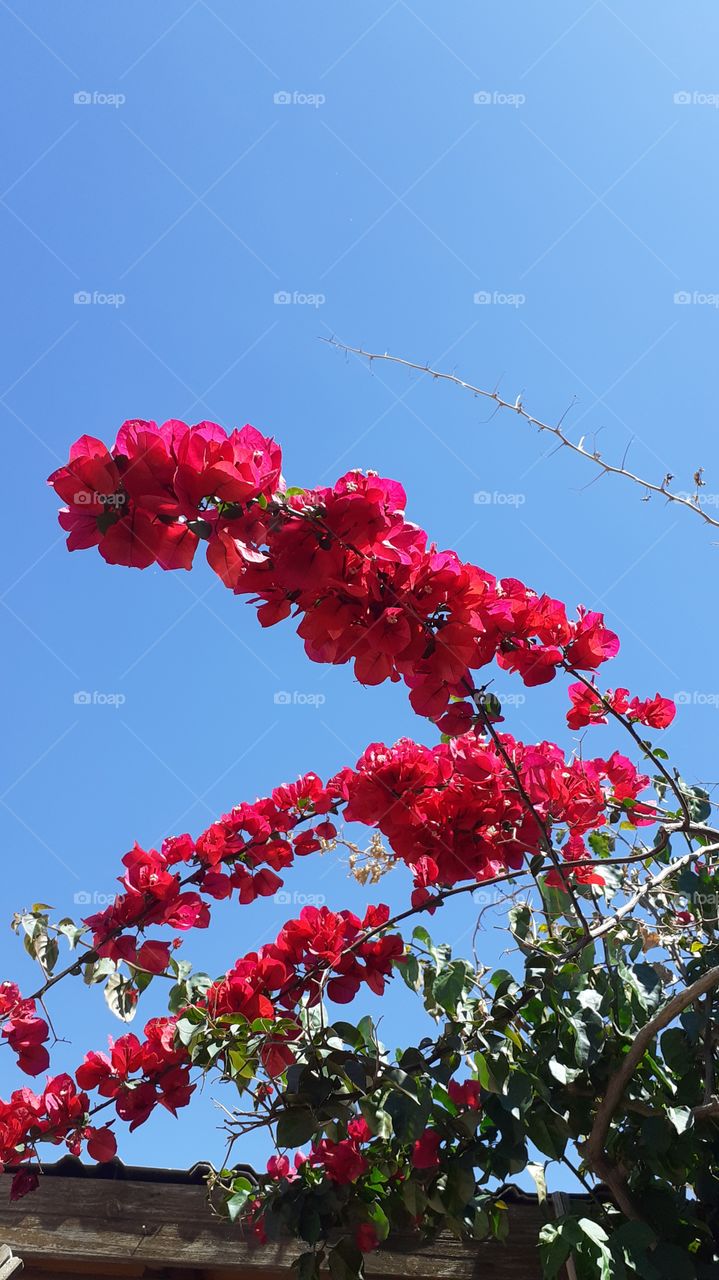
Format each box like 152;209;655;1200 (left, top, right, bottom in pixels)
539;1222;578;1278
359;1098;392;1139
56;918;84;949
399;953;422;992
567;1011;592;1066
666;1105;693;1134
548;1056;581;1085
84;955;116;984
526;1110;568;1159
295;1251;322;1280
103;971;138;1022
357;1015;379;1050
329;1238;364;1280
366;1202;390;1241
474;1051;508;1094
384;1089;429;1142
330;1022;363;1049
651;1244;696;1278
578;1217;609;1246
226;1176;253;1222
299;1204;324;1247
276;1108;318;1148
433;961;469;1012
401;1179;427;1216
527;1161;547;1205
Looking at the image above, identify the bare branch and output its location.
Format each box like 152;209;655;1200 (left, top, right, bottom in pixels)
323;338;718;532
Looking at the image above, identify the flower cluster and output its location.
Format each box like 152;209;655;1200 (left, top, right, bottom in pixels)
308;1116;373;1183
0;901;401;1196
48;422;281;570
84;771;342;966
566;683;676;732
49;421;623;725
339;730;658;894
0;1017;192;1192
205;903;403;1076
59;711;668;997
75;1016;193;1131
0;1073;117;1196
263;1087;484;1253
0;982;50;1077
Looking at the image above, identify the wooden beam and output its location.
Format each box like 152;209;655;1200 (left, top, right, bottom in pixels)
0;1176;545;1278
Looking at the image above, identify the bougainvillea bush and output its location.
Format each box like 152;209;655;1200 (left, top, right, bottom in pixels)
2;416;718;1277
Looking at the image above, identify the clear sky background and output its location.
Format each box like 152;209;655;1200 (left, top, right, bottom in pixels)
2;1;719;1175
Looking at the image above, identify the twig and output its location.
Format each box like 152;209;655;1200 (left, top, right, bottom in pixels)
322;339;718;532
581;844;719;949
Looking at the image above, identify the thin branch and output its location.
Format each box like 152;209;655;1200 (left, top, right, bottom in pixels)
466;687;591;936
322;339;718;532
581;843;719;948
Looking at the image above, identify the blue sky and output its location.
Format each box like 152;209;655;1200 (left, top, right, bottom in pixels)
2;1;719;1173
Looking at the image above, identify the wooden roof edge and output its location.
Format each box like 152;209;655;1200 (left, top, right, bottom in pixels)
0;1164;574;1276
4;1155;564;1202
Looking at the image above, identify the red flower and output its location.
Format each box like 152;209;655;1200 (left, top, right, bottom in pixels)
174;422;282;515
76;1050;114;1094
51;422;626;730
135;940;172;975
115;1082;158;1131
347;1116;373;1143
0;985;51;1077
9;1169;39;1201
310;1138;368;1184
566;682;607;730
48;435;121;513
42;1075;88;1130
267;1154;291;1180
629;693;676;729
448;1079;482;1110
565;610;620;670
86;1125;117;1162
356;1223;380;1253
411;1128;442;1169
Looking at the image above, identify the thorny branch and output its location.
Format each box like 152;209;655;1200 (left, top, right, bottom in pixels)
323;338;717;532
